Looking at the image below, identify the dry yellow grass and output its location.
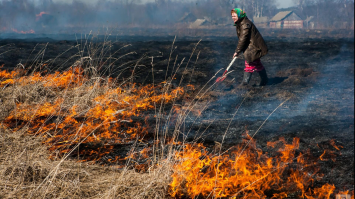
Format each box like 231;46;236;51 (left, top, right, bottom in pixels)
0;126;174;198
0;38;184;199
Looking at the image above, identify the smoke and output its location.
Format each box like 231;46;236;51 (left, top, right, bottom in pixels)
0;0;278;36
289;44;354;119
194;40;354;129
0;0;209;35
0;0;353;36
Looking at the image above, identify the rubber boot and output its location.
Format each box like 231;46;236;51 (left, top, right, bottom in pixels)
257;69;268;86
242;72;252;85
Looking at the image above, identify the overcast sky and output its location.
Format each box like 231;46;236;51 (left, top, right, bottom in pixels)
276;0;295;8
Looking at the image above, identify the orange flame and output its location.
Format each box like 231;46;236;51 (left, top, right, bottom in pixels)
330;139;343;151
169;137;342;198
305;184;335;199
1;67;351;198
36;11;49;21
11;28;35;34
1;67;185;164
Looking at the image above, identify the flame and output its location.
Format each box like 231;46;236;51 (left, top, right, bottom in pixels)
318;140;339;162
169;137;343;198
11;28;35;34
36;11;49;21
337;191;355;199
1;11;45;34
1;67;83;88
1;67;351;197
320;150;327;161
1;67;185;164
0;27;35;34
330;139;343;151
305;184;335;199
0;69;20;79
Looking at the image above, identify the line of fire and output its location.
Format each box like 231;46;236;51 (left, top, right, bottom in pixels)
0;0;353;198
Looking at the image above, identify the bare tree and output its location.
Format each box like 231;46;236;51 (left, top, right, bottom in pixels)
293;0;316;10
237;0;277;18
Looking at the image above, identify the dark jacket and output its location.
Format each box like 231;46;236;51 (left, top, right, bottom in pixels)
235;17;268;63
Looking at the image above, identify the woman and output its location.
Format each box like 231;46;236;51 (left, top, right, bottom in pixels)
232;8;268;86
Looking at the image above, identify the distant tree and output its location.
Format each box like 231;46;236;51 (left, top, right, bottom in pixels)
237;0;277;18
300;0;354;29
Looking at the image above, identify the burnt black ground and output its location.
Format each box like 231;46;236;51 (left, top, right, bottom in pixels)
0;33;354;194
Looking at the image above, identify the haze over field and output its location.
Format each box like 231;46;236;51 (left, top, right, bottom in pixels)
0;0;353;35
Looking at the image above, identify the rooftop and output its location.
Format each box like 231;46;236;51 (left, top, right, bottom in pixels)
270;11;293;22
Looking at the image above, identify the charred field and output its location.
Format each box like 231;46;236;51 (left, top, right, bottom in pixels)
0;33;354;198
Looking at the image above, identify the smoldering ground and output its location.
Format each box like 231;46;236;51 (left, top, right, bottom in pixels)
0;29;354;197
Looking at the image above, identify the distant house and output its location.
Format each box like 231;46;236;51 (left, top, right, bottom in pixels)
188;16;230;28
189;17;213;28
189;19;209;28
269;11;304;29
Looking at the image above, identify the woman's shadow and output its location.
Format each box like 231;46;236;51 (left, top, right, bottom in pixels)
267;76;288;85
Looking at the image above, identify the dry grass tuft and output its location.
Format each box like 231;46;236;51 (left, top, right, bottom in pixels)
103;165;172;199
0;127;173;198
0;37;194;199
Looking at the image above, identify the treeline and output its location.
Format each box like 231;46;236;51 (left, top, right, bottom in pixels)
0;0;353;32
292;0;354;29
